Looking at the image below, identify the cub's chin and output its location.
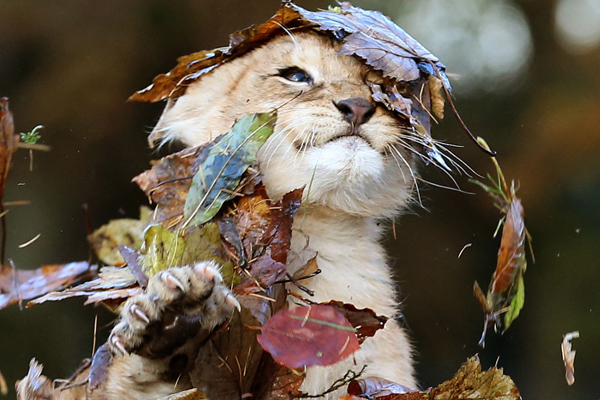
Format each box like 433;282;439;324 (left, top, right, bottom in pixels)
258;135;414;218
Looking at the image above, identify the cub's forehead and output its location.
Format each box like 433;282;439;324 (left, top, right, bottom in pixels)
258;31;364;79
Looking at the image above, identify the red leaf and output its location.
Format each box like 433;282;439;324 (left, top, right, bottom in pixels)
257;304;359;369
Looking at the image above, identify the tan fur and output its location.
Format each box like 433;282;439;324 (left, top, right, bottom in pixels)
152;32;418;398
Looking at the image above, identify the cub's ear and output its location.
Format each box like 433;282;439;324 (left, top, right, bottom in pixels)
148;98;176;148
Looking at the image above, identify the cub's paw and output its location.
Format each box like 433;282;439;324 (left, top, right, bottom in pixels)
108;261;240;358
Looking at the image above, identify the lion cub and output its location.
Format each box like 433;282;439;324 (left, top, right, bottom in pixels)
145;30;417;397
85;31;419;399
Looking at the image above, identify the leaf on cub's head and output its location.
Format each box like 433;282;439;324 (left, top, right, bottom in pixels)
257;304;360;369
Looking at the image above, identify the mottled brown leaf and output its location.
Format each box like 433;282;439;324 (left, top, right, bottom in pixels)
15;359;55;400
257;304;359;369
118;245;149;288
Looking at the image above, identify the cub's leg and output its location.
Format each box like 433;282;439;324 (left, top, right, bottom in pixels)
101;262;239;399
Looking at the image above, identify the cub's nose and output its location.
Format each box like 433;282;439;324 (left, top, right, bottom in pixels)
333;98;376;129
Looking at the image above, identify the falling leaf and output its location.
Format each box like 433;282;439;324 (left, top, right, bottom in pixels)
471;138;532;347
183;113;276;227
561;331;579;386
257;304;360;369
0;261;96;310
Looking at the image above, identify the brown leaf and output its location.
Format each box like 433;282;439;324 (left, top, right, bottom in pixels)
323;301;388;344
367;356;521;400
0;97;19;201
257;304;360;369
289;3;442;83
0;261;95;310
128;6;303;103
0;369;7;396
133;145;208;226
561;331;579;386
491;199;526;294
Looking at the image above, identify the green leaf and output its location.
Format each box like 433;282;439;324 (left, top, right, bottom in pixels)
20;125;43;144
503;271;525;330
141;222;236;284
183;113;276;227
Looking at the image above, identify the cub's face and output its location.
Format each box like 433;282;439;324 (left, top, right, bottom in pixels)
153;32;417;217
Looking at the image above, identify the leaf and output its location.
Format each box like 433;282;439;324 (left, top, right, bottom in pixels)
88;344;112;392
561;331;579;386
323;301;388;344
288;2;446;85
15;359;56;400
28;266;142;309
0;261;96;310
128;6;304;103
0;97;19;201
471;140;532;346
157;389;209;400
118;245;149;288
367;356;521;400
88;206;151;265
257;304;360;369
133;145;209;226
348;377;411;397
183;113;276;227
141;222;233;280
503;270;525;330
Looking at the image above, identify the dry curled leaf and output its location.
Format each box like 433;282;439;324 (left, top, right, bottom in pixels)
471;138;532;347
364;356;521;400
257;304;360;369
561;331;579;386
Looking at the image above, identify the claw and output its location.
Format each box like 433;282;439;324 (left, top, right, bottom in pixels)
161;271;185;292
111;335;128;356
130;304;150;323
225;291;241;312
194;263;222;283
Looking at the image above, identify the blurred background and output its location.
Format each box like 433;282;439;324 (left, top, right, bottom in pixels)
0;0;599;398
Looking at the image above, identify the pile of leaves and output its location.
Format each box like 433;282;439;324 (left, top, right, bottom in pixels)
1;2;525;399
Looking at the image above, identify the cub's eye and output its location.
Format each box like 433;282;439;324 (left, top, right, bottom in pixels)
278;67;313;84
